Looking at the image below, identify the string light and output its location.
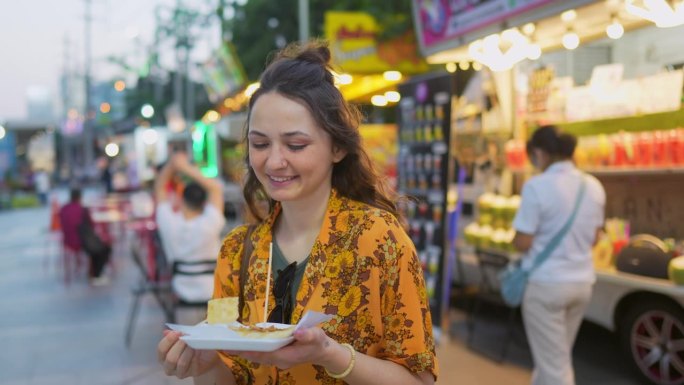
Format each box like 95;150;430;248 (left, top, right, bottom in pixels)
626;0;684;28
562;31;580;50
527;44;542;60
371;95;388;106
245;82;260;97
385;91;401;103
561;9;577;22
383;71;402;81
606;17;625;39
469;29;538;71
522;22;536;35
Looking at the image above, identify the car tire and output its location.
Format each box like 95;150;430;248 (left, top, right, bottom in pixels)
620;299;684;385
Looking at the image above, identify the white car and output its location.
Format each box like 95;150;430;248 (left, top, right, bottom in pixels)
456;246;684;385
586;268;684;385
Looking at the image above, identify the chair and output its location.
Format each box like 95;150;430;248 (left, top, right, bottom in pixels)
124;236;170;347
165;259;216;323
466;248;521;362
124;229;215;347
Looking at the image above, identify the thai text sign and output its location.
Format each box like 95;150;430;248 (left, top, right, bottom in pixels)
415;0;552;49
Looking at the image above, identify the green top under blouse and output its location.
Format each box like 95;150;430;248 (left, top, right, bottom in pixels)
271;239;309;322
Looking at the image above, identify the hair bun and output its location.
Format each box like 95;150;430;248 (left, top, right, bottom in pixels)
275;40;331;67
297;44;331;66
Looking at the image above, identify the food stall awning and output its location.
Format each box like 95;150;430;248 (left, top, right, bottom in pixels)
418;0;652;64
337;73;404;103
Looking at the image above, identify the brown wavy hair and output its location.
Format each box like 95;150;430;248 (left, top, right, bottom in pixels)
242;40;400;222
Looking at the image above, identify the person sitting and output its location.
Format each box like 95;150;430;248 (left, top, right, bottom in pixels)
58;188;110;285
154;153;225;303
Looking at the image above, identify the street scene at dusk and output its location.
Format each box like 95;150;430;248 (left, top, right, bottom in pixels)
1;1;684;384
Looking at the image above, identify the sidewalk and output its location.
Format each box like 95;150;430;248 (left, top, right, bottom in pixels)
0;206;193;385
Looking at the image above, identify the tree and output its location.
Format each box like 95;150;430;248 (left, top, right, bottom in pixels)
221;0;414;81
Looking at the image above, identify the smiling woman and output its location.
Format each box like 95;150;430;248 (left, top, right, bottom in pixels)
157;40;438;385
247;92;345;206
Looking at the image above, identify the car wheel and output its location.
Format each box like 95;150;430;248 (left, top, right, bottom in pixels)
620;300;684;385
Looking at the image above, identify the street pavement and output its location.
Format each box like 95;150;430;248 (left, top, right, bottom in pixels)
0;205;193;385
0;203;640;385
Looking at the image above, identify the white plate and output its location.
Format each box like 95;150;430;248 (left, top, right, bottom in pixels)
181;335;295;351
167;311;334;352
170;322;295;352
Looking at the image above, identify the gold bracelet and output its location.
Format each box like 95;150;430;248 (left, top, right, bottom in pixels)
324;343;356;379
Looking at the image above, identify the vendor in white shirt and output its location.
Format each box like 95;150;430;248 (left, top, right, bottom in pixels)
511;125;605;385
154;153;225;303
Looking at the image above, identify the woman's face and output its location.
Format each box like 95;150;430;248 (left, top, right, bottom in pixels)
248;92;346;205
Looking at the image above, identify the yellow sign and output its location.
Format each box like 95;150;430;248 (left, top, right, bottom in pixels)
325;12;430;74
360;124;398;189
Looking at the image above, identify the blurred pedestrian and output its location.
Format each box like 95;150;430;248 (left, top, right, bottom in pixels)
34;169;50;206
157;40;437;385
100;158;113;194
512;125;606;385
154;152;225;303
58;188;111;285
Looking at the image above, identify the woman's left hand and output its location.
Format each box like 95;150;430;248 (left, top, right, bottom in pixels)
226;327;332;369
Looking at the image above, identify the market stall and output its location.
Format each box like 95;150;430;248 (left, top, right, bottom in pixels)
409;1;684;383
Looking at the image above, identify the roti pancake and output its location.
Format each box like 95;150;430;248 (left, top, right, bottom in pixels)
229;324;296;339
206;297;239;324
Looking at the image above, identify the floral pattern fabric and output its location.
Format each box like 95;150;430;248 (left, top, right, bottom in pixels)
213;190;438;384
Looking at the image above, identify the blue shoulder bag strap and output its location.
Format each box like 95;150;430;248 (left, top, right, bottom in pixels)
528;175;587;272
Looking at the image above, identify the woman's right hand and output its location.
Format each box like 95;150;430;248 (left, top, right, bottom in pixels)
157;330;219;379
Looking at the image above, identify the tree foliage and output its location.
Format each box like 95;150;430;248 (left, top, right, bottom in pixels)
223;0;414;80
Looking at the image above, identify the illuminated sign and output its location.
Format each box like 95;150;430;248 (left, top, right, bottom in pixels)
325;11;429;74
192;121;219;178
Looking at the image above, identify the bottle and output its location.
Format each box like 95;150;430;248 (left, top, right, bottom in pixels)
636;132;654;167
653;131;668;166
434;121;444;141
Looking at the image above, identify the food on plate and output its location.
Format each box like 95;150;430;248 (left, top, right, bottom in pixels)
229;323;296;339
206;297;239;324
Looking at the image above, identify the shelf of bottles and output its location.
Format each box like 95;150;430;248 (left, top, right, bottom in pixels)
397;75;452;322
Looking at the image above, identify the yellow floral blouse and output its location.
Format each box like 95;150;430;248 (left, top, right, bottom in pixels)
213;190;438;384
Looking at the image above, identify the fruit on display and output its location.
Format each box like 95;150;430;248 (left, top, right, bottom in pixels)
504;139;528;170
477;193;496;226
597;134;613;166
478;225;494;248
491;228;516;252
464;223;493;248
503;195;521;224
465;194;520;251
490;228;508;250
668;256;684;285
490;195;508;229
505;228;516;252
574;128;684;169
464;222;480;245
593;235;615;270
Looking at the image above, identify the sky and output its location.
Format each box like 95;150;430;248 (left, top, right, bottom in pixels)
0;0;221;121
